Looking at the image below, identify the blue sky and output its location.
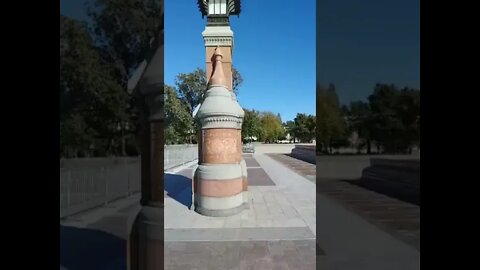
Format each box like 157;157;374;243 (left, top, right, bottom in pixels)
60;0;90;22
318;0;420;103
60;0;316;122
165;0;316;122
60;0;419;120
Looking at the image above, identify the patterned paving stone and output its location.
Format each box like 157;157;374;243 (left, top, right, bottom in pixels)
164;240;317;270
247;168;275;186
266;154;316;183
245;157;260;167
165;227;315;241
268;153;420;252
317;179;420;251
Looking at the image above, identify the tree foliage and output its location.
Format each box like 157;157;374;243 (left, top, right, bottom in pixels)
87;0;163;81
60;15;129;157
164;84;194;144
258;112;284;143
175;66;244;114
284;120;296;142
344;100;373;153
60;0;162;158
368;84;420;153
316;83;346;153
336;83;420;154
175;68;207;115
242;109;262;143
292;113;316;143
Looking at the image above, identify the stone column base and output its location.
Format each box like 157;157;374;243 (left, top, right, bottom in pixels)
194;203;245;217
193;164;245;217
243;192;250;209
129;205;164;270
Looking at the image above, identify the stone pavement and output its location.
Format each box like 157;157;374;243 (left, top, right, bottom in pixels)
270;153;420;270
164;153;317;269
60;194;141;270
267;153;316;183
60;151;420;270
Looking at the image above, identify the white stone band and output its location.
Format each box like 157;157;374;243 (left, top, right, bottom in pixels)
194;192;243;210
196;85;244;129
202;26;234;51
204;36;233;47
243;191;249;203
200;115;243;129
240;159;248;177
195;164;243;180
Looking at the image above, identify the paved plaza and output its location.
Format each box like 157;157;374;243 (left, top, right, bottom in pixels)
163;153;316;269
60;147;420;270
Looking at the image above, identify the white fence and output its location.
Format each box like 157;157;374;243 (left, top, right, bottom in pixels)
60;144;199;218
164;144;198;170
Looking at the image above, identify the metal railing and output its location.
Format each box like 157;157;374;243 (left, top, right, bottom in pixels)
60;144;199;219
164;144;198;170
59;158;141;218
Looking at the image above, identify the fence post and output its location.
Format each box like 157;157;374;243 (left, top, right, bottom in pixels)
183;147;186;165
67;170;71;209
127;165;130;197
104;167;108;206
83;170;87;205
165;148;169;170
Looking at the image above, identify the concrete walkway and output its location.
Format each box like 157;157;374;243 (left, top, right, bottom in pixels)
164;153;316;237
316;191;420;269
163;153;316;269
60;194;141;270
60;151;419;270
271;153;420;270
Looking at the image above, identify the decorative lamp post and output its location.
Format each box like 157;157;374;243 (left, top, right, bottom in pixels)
128;26;165;270
194;0;248;217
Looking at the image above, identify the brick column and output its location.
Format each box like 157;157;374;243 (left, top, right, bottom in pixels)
201;23;249;209
193;46;247;216
129;29;164;270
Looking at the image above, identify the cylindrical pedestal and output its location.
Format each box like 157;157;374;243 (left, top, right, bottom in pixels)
194;44;246;216
129;206;164;270
240;159;249;208
194;164;244;216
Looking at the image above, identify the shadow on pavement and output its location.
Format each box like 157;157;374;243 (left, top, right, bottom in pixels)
164;173;192;209
342;179;420;206
284;153;316;165
60;225;125;270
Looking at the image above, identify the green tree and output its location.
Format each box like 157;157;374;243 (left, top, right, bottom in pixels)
232;67;244;95
242;109;262;143
292;113;316;143
175;68;207;115
368;84;420;153
316;83;346;153
164;84;193;144
284;120;296;142
345;100;373;153
259;112;284;143
276;113;286;140
60;15;129;157
396;87;420;151
175;67;244;115
87;0;163;153
88;0;163;81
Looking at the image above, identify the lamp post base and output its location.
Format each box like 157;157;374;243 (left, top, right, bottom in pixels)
128;205;164;270
194;203;246;217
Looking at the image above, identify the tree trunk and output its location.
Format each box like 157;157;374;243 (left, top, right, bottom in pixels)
367;140;371;154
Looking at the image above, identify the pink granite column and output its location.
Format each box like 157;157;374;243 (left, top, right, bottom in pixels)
193;47;247;216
